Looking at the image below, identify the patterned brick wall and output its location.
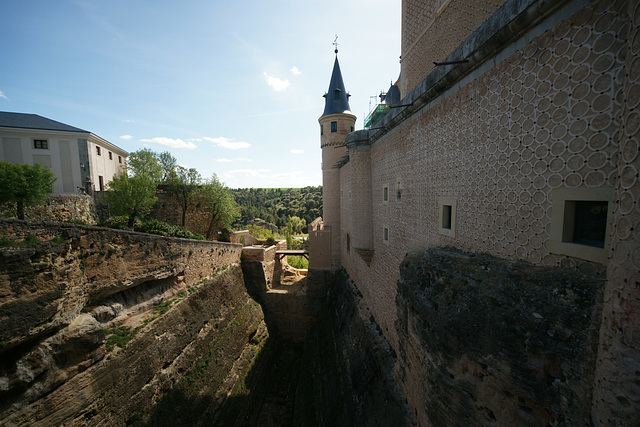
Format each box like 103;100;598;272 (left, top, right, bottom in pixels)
342;0;628;361
591;1;640;425
400;0;504;97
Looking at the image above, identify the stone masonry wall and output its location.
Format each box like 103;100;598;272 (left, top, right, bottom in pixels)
342;0;625;353
400;0;505;97
1;194;97;225
591;1;640;425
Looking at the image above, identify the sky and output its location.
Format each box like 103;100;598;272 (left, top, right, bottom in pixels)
0;0;401;188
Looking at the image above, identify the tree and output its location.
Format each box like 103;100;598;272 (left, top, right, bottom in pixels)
104;174;157;228
126;149;163;183
287;216;307;234
198;175;240;239
166;166;201;227
0;162;56;220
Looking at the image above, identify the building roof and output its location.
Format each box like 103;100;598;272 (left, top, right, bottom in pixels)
0;111;89;133
321;54;353;116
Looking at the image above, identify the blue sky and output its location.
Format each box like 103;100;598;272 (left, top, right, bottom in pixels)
0;0;401;188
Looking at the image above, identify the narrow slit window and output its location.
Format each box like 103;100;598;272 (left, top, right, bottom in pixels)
438;198;457;238
442;205;452;229
331;121;337;133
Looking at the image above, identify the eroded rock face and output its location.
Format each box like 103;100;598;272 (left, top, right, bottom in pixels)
0;219;244;423
395;247;604;426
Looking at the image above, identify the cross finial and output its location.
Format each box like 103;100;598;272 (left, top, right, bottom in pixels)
333;34;339;54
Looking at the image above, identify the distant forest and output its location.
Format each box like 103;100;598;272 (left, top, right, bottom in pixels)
231;186;322;231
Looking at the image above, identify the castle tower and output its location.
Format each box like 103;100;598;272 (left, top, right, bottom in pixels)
318;49;356;270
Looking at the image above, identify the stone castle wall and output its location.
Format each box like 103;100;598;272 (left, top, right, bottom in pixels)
591;0;640;423
335;0;638;423
400;0;504;97
344;0;624;351
1;194;97;225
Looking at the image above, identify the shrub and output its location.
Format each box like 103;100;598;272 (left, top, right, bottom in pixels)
100;217;203;240
101;216;140;230
135;219;204;240
288;255;309;269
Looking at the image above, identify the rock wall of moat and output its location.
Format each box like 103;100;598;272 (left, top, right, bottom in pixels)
0;219;270;426
395;247;605;426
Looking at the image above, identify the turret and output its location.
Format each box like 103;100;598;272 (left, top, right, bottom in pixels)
318;49;356;269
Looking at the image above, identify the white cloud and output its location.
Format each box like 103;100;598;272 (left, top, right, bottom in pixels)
119;134;133;140
263;72;289;91
0;90;7;99
216;158;233;163
140;137;197;149
122;119;135;123
202;136;251;150
290;149;304;154
290;66;301;75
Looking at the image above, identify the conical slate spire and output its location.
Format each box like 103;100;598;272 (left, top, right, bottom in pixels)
322;54;352;116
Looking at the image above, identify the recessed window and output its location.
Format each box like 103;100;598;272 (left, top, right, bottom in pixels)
96;146;101;156
321;124;324;135
383;184;389;204
383;226;389;244
438;198;457;238
118;156;122;164
346;233;351;253
98;175;104;192
109;151;113;160
549;187;614;264
331;121;337;133
33;139;48;149
351;126;354;132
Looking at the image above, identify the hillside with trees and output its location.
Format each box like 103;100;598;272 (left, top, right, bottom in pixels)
231;187;322;231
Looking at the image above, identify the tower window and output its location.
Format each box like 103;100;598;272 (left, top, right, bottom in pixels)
331;121;337;133
334;90;340;100
321;124;323;135
383;226;389;243
383;184;389;203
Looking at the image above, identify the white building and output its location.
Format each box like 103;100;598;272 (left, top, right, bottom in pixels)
0;112;128;194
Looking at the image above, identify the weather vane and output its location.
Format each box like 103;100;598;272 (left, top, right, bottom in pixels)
333;34;339;54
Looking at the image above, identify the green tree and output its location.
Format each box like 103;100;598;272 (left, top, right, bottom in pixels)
198;175;240;239
104;174;157;228
165;166;201;227
0;162;56;220
288;216;306;234
126;149;163;183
